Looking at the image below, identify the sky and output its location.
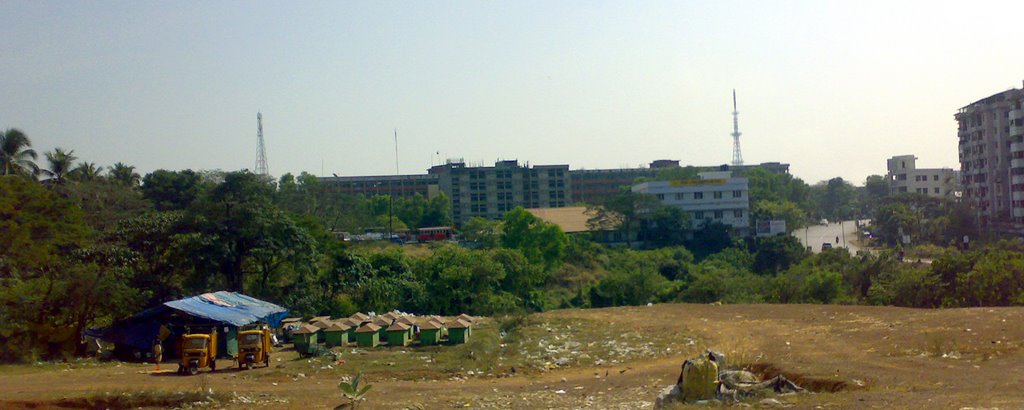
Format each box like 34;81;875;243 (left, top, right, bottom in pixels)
3;1;1024;185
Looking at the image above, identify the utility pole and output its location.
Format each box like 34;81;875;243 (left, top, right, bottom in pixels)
388;129;399;239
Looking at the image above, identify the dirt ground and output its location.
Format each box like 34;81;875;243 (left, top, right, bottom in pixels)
3;303;1023;409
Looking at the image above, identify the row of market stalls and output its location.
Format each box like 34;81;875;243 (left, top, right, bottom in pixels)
286;311;474;354
86;292;288;360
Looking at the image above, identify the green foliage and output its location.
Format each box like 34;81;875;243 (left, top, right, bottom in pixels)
868;265;943;307
641;205;691;247
501;207;568;271
0;128;39;177
142;169;206;211
461;216;501;248
589;267;675;307
750;235;808;275
679;260;768;304
335;372;373;410
751;199;807;231
108;162;141;187
43;147;77;183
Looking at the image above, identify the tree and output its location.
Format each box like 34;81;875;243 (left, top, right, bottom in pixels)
501;207;568;271
108;162;141;187
588;189;658;247
751;199;807;231
181;171;316;294
69;162;104;182
42;148;77;184
641;205;691;247
0;129;39;177
750;235;808;275
142;169;206;211
461;216;501;248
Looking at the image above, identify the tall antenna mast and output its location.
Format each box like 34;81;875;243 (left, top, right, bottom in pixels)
731;89;744;166
255;112;269;176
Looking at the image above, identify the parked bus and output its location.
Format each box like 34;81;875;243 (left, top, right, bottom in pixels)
416;226;454;242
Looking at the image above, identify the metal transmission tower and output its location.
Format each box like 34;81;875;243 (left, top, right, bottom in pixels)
255;112;269;176
730;89;744;166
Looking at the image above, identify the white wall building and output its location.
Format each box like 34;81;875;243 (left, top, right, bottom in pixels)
632;171;750;236
886;155;958;198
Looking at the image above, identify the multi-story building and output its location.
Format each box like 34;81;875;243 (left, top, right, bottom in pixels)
317;173;439;198
570;161;788;205
885;155;958;198
632;171;750;236
429;160;571;225
956;87;1024;233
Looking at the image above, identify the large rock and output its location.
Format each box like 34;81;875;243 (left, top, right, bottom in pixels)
653;384;682;410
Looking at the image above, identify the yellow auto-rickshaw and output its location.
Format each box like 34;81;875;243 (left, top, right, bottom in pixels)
178;330;218;375
236;326;272;370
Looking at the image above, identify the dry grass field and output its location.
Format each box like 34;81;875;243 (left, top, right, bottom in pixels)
3;303;1023;409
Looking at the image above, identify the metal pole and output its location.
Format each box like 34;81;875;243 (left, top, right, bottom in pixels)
841;220;846;248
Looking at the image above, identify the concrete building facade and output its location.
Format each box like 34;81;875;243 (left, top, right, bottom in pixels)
318;174;438;198
429;160;572;225
885;155;958;198
956;87;1024;233
632;171;750;236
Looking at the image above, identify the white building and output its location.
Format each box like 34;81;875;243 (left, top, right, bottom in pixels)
885;155;958;198
632;171;750;236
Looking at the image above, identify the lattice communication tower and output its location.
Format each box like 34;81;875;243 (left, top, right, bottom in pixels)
255;112;269;176
731;90;744;166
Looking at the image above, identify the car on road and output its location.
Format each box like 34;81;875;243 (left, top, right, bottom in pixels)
819;219;829;225
821;243;833;251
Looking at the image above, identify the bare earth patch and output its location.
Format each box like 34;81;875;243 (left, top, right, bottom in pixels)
2;304;1023;409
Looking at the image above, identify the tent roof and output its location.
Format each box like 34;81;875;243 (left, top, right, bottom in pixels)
157;291;289;328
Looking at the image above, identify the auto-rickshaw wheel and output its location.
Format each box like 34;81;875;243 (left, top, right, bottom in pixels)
177;364;184;374
210;360;216;372
188;365;199;375
245;362;253;370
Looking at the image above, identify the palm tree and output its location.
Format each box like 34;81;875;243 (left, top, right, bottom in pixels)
43;148;78;183
0;128;40;177
70;161;104;182
109;162;141;187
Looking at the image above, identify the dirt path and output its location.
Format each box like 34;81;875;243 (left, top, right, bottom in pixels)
3;304;1023;409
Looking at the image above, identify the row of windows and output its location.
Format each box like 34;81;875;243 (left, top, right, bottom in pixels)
654;190;743;201
692;210;744;219
914;174;941;182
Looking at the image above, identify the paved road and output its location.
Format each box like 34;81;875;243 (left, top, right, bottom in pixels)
793;219;868;254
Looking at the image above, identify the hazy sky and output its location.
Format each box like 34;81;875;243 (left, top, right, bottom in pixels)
3;1;1023;185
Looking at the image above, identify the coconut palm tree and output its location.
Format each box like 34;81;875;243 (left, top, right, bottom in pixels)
70;161;104;182
0;128;40;177
109;162;141;187
43;148;78;183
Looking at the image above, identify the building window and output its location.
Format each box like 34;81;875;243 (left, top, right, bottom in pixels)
656;194;665;200
933;175;939;181
934;187;940;194
675;193;685;200
713;191;723;199
714;210;723;219
694;192;704;199
694;211;704;219
734;210;743;218
732;190;742;198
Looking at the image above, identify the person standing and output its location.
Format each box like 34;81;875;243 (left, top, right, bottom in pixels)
152;339;163;371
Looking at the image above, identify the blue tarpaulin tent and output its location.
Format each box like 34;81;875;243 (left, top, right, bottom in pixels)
88;292;288;351
139;291;289;328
